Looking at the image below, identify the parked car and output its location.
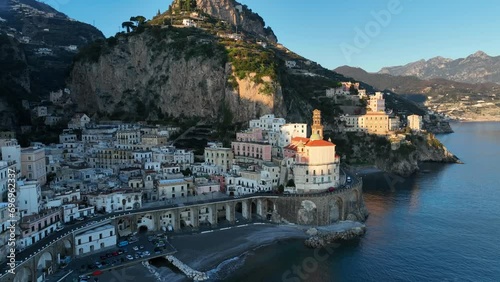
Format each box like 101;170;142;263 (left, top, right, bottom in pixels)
56;225;64;232
328;187;336;192
139;245;144;249
132;246;139;251
347;176;352;183
76;217;84;221
126;254;133;260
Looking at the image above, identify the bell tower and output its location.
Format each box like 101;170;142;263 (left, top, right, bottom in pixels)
311;109;323;139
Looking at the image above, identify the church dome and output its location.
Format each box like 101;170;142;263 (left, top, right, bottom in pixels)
310;133;321;141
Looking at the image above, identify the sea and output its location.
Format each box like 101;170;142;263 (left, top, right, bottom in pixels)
217;122;500;282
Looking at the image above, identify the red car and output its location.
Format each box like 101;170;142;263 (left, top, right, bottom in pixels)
328;187;336;192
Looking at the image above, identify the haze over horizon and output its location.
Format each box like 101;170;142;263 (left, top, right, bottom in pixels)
46;0;500;72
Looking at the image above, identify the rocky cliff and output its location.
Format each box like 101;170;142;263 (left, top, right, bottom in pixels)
333;131;460;177
68;27;285;123
172;0;277;43
375;133;460;177
0;0;104;129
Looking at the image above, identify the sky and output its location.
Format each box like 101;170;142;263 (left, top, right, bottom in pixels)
47;0;500;72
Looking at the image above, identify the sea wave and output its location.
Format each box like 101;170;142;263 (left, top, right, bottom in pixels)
205;251;252;281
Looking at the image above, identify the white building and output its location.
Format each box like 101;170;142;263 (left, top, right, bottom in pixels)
182;18;196;27
248;114;286;132
61;204;95;223
0;203;11;262
17;208;61;249
408;114;423;131
75;224;116;255
369;92;385;112
157;178;190;200
284;110;340;193
35;106;48;117
84;191;142;213
0;161;15;201
1;142;21;172
68;113;91;130
59;131;77;143
204;144;233;173
49;90;64;103
17;180;41;216
285;60;297;68
389;116;401;131
278;123;308;148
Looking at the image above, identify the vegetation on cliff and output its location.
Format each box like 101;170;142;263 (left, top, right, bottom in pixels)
329;131;459;176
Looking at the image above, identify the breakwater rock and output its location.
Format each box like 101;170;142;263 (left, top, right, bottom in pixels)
165;255;209;281
304;221;367;248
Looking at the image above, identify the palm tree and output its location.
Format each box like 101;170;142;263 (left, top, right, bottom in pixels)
121;21;135;33
136;16;146;25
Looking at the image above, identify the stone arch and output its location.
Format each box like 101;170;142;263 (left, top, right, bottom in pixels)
160;211;175;229
117;217;132;236
329;197;344;223
138;225;148;233
266;199;275;213
137;213;155;231
350;189;360;210
198;206;214;225
36;251;54;279
251;201;257;216
235;202;243;213
260;199;276;220
59;239;72;257
216;203;227;222
13;266;32;282
179;208;194;228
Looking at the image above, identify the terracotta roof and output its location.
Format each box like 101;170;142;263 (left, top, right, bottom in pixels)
306;140;335;147
291;137;310;143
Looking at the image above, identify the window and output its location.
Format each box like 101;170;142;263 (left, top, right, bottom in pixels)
89;236;92;242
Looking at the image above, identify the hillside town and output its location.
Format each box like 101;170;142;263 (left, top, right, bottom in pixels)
0;80;428;271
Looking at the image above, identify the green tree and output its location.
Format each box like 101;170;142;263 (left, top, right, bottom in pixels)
286;179;295;187
181;168;192;176
135;16;147;25
121;21;135;33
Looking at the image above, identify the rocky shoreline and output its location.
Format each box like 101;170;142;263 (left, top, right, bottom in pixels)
304;221;367;248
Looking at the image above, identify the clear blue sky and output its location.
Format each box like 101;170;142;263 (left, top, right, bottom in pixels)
50;0;500;72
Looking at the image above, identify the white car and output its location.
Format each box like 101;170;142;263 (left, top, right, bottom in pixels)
126;254;134;260
132;246;139;251
56;226;64;232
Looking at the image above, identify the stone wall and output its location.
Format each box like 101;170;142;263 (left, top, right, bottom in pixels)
274;180;368;226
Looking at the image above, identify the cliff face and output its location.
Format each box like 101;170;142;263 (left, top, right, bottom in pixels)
376;133;460;177
179;0;277;43
0;34;31;129
68;28;285;122
0;0;104;129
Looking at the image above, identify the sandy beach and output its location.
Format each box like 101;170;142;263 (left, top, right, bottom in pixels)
95;224;309;282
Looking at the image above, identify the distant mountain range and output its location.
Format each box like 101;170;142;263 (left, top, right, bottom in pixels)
378;51;500;85
334;65;500;121
334;65;500;99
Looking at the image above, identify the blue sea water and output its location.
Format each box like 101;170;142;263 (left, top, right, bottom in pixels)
224;122;500;282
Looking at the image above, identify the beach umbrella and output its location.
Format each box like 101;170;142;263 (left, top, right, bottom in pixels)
92;270;103;276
